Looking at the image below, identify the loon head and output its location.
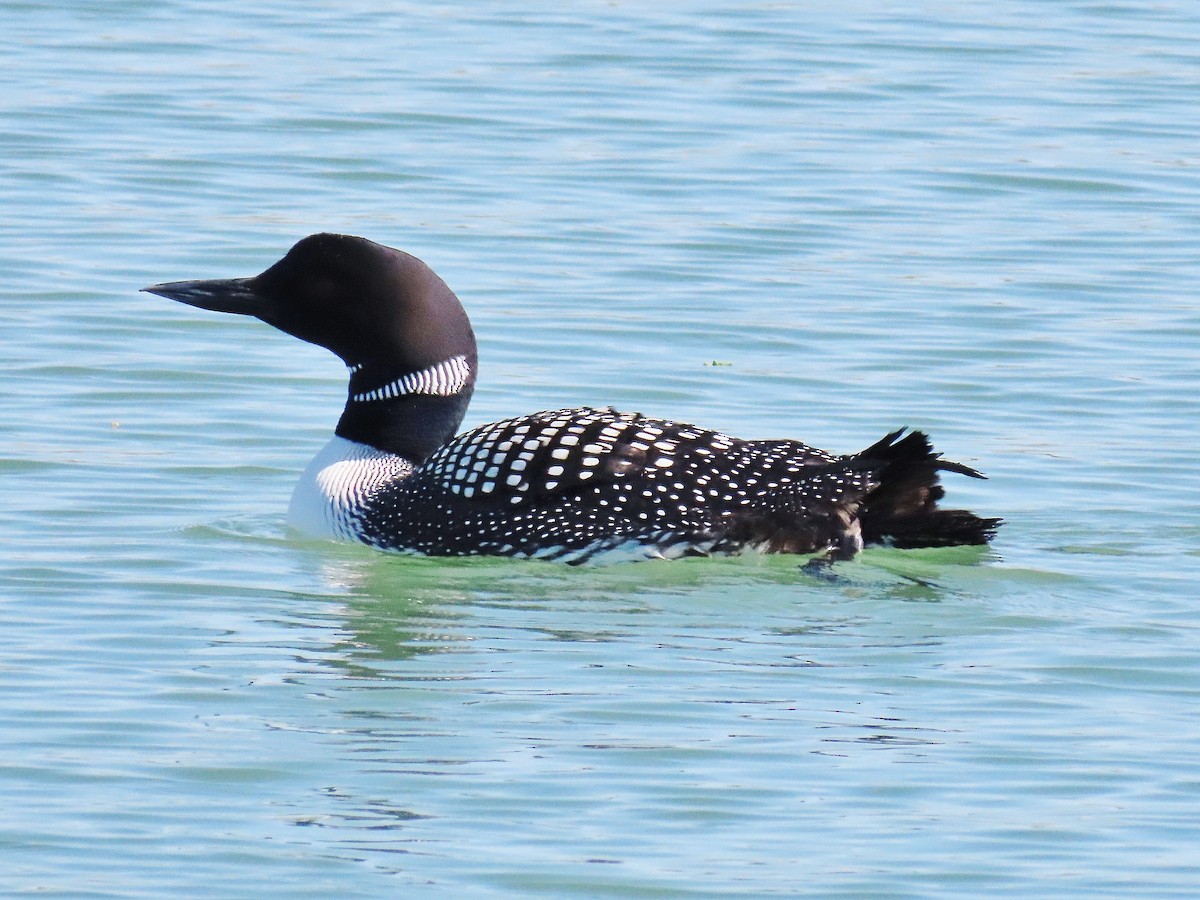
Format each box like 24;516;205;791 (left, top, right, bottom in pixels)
146;233;479;460
144;233;477;371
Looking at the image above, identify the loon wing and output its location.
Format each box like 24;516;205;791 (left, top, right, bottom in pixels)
416;405;857;510
378;407;975;561
418;406;697;504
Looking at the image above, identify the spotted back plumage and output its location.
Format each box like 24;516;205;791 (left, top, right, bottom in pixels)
353;406;884;563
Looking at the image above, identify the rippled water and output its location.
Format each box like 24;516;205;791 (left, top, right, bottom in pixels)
3;1;1200;896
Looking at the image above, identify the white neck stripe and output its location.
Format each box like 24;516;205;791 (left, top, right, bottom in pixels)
351;354;471;402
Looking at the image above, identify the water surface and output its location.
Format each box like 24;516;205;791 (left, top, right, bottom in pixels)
2;1;1199;896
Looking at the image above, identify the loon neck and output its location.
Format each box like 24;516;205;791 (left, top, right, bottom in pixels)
334;354;476;461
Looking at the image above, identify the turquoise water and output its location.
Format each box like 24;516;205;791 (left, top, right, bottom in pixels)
3;1;1200;895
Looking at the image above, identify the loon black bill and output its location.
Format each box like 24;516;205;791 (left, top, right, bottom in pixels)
143;277;265;317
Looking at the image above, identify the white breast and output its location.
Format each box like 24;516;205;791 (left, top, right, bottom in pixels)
286;435;414;541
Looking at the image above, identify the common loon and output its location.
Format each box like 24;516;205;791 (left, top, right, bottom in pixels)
146;233;999;564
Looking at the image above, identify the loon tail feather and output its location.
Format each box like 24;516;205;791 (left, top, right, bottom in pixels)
864;508;1002;549
856;429;1000;548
